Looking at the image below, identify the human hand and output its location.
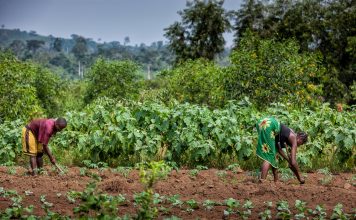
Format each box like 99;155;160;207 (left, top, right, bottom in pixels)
299;178;305;184
50;157;56;165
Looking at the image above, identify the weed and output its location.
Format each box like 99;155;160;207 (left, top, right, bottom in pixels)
226;163;242;174
196;165;208;170
189;169;199;178
115;166;132;178
6;166;16;175
216;170;227;180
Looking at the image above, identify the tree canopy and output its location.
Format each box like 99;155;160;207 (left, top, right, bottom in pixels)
164;0;231;64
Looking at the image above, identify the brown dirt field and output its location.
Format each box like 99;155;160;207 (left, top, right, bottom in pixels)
0;166;355;219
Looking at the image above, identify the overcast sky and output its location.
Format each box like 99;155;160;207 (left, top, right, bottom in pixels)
0;0;242;46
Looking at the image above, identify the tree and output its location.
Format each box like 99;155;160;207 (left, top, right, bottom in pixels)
233;0;356;104
233;0;264;46
223;32;324;108
0;51;42;122
165;59;224;107
53;37;63;52
0;51;65;122
84;59;141;103
7;40;26;58
164;0;231;63
71;36;88;60
124;36;130;45
26;40;45;53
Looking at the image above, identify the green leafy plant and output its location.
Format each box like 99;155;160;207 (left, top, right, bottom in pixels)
294;200;307;219
167;195;183;208
224;198;240;216
259;201;273;220
226;163;242;174
203;199;217;211
115;166;132;178
79;167;87;176
6;166;16;175
73;182;125;218
317;168;333;185
307;204;327;220
242;200;253;219
185;199;199;213
330;203;349;220
135;161;171;220
279;168;294;182
189;169;199;178
196;165;209;170
216;170;228;180
0;188;34;219
276;200;291;220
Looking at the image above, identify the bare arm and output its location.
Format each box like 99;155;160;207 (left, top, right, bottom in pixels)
288;133;304;183
277;143;290;162
43;144;56;165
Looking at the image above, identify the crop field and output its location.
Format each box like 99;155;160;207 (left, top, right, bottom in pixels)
0;166;355;219
0;101;355;219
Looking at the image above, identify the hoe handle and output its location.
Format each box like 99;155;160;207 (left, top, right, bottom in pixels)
55;164;64;173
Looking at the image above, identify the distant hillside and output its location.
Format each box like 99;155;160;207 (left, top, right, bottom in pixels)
0;28;175;78
0;28;231;79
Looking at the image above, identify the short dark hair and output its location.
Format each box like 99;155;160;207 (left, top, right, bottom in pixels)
56;117;67;129
297;132;308;144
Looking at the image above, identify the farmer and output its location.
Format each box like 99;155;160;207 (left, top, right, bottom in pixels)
256;117;308;184
22;118;67;175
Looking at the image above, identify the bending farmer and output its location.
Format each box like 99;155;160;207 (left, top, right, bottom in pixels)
22;118;67;175
256;117;308;184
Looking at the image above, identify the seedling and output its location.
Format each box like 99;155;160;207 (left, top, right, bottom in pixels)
276;200;291;220
224;198;240;216
330;203;349;219
185;199;199;213
168;194;183;208
203;199;216;211
115;166;132;178
153;193;165;205
216;170;227;180
164;216;182;220
307;204;327;220
259;202;273;220
196;165;208;170
317;168;333;185
7;166;16;175
79;167;87;176
279;168;294;182
242;200;253;219
159;205;171;215
226;163;242;174
189;169;199;178
294;200;307;219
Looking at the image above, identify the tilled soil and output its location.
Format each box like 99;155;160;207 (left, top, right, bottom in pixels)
0;166;355;219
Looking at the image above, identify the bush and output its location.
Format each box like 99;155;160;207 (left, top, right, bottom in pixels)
164;59;225;107
84;58;141;103
223;32;325;109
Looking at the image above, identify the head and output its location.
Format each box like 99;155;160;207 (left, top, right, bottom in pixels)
55;118;67;132
296;132;308;146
